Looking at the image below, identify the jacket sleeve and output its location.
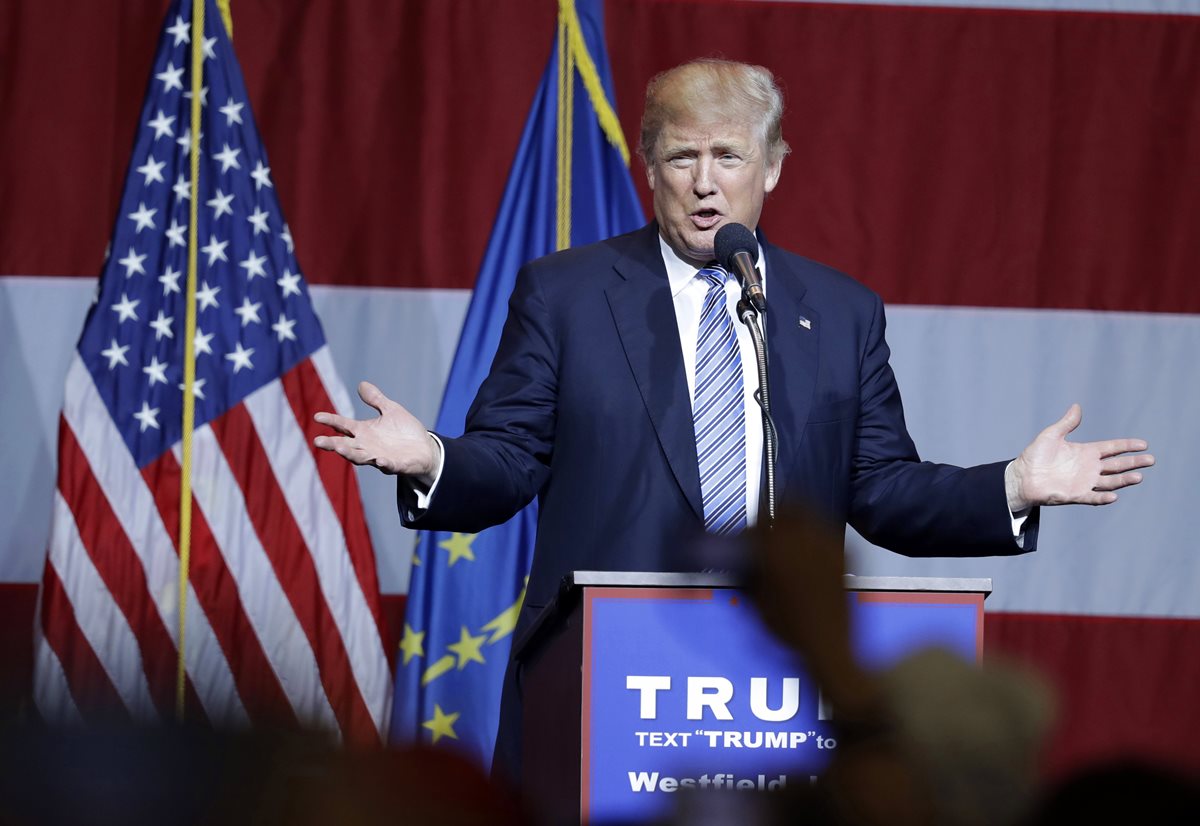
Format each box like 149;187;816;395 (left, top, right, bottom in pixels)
400;262;557;533
847;294;1038;556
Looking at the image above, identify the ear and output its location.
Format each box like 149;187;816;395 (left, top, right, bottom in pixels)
764;155;782;194
645;160;658;192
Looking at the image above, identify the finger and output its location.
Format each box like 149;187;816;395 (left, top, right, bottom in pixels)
328;441;374;466
1044;403;1082;440
1099;453;1155;475
1092;471;1144;492
1096;440;1151;459
358;381;392;415
313;434;343;452
313;411;357;437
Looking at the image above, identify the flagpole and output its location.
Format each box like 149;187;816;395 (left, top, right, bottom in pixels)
176;0;207;721
555;1;573;253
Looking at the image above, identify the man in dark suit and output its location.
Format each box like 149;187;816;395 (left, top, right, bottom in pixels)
314;60;1152;776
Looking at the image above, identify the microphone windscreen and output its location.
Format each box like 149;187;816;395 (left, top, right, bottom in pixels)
714;223;759;269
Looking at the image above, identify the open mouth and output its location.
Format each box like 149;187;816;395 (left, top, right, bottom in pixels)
690;209;721;229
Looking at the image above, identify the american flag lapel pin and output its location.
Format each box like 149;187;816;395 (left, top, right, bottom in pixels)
798;315;812;330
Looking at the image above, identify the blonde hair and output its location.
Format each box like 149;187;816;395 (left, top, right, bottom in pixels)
639;59;790;165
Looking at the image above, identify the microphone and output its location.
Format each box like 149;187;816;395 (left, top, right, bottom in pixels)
714;223;765;313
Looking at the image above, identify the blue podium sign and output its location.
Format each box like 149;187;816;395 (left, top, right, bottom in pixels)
578;586;982;823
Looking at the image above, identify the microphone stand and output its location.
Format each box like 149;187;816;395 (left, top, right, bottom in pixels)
737;299;777;529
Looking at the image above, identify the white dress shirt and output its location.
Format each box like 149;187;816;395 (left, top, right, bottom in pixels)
659;235;766;527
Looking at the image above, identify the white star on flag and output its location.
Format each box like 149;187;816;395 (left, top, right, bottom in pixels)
278;269;302;297
281;224;294;253
214;143;241;173
201;234;229;265
196;281;221;311
142;356;169;386
147;110;175;139
219;97;244;126
183;85;209;106
136;156;166;186
155;61;184;92
177;128;203;157
165;219;187;247
173;174;191;203
247;207;270;235
272;314;298;342
193;328;214;356
128;202;157;233
100;339;130;369
234;297;262;327
239;251;268;280
202;35;217;60
207;188;234;219
111;293;140;323
178;376;207;400
250;161;273;191
166;15;189;46
225;341;255;373
132;401;161;432
149;310;174;340
159;266;182;295
118;247;148;278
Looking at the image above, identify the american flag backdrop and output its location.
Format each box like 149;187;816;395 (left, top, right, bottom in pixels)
30;0;391;743
2;0;1198;776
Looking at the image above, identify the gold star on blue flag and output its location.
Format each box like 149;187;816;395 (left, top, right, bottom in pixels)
390;0;643;768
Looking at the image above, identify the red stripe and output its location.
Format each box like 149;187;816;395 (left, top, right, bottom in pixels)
38;559;128;719
987;612;1200;777
56;421;206;722
208;402;377;743
282;359;391;659
143;451;299;728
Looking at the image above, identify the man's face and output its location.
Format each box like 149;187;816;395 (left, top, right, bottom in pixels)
646;116;781;267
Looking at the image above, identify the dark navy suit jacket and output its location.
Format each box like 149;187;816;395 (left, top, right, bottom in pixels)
405;222;1036;777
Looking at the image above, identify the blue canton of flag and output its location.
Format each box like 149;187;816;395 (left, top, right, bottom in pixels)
81;5;320;443
34;0;391;745
391;0;645;765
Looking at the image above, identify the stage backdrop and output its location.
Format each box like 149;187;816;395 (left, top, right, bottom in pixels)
1;0;1197;775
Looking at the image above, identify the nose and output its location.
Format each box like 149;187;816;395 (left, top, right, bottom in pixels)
692;157;717;198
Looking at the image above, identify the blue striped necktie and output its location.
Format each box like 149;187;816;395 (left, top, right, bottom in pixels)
693;267;748;535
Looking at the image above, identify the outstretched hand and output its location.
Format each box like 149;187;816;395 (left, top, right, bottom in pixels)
313;381;439;479
1006;404;1155;511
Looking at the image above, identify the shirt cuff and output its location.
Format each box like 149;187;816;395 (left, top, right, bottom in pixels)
402;433;445;518
1005;461;1030;548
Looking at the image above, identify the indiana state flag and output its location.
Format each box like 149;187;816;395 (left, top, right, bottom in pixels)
390;0;644;765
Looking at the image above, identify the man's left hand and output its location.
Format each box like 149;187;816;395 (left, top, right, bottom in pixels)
1006;403;1155;510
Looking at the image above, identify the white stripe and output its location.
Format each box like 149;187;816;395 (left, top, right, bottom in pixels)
32;551;84;725
62;356;248;725
760;0;1200;16
32;635;84;725
181;423;339;731
311;345;355;419
44;491;156;721
243;377;392;736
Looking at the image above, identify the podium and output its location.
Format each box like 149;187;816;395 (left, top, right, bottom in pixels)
514;571;991;824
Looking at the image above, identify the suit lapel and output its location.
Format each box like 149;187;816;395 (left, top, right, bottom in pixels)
605;225;704;521
763;240;819;505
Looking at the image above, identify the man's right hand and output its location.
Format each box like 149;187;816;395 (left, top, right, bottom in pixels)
313;381;440;482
